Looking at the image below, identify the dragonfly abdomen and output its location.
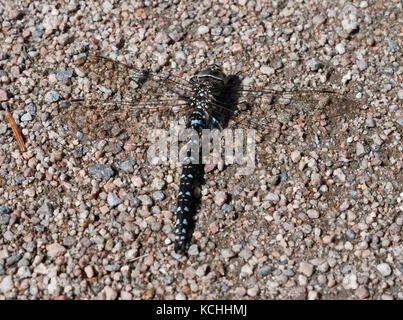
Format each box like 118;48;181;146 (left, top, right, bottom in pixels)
174;109;205;254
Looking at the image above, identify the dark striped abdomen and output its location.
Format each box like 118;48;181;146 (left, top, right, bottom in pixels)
174;112;205;254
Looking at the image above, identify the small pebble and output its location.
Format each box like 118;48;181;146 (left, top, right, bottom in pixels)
214;191;227;206
335;43;346;55
198;26;209;35
377;263;392;277
107;193;121;208
152;191;165;202
355;286;370;299
342;274;358;290
307;209;319;219
290;150;301;163
299;262;314;277
258;265;273;277
357;60;368;71
221;248;235;259
103;286;118;300
88;164;115;180
47;243;66;258
44;90;64;103
188;245;199;256
260;65;275;76
0;275;13;293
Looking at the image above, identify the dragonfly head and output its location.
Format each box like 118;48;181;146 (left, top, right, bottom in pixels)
196;63;228;85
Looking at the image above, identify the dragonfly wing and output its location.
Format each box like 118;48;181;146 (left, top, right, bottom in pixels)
48;97;188;148
75;55;193;100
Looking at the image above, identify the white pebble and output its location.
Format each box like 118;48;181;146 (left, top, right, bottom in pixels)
377;263;392;277
307;209;320;219
260;65;275;76
335;43;346;54
198;26;209;35
0;275;13;293
343;274;358;290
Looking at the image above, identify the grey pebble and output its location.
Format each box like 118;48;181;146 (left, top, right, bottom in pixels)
307;209;320;219
119;158;136;173
150;221;162;231
0;123;7;135
306;58;320;71
356;142;366;156
339;200;350;211
264;192;279;202
222;204;234;213
261;9;272;18
17;258;30;267
56;69;74;81
152;191;165;202
188;244;199;256
385;182;393;193
1;207;12;215
88;164;115;180
258;265;273;277
357;60;368;71
341;263;352;274
317;262;329;273
20;113;32;122
97;85;112;95
138;195;153;206
37;203;53;216
130;197;141;208
151;206;161;215
104;264;120;272
346;229;356;239
196;265;208;277
283;269;295;277
221;248;235;259
44;90;64;103
239;248;252;260
155;31;170;44
289;52;299;61
0;214;10;225
63;236;76;247
292;231;304;241
366;117;375;128
211;27;222;36
25;103;37;116
312;14;326;26
381;67;393;76
6;254;22;267
107;193;121;208
387;39;399;52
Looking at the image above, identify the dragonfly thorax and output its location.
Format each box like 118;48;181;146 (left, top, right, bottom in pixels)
189;64;228;102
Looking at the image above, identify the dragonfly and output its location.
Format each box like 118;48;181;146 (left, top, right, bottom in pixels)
46;54;361;255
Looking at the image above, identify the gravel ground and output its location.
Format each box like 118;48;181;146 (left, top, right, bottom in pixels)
0;0;402;300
